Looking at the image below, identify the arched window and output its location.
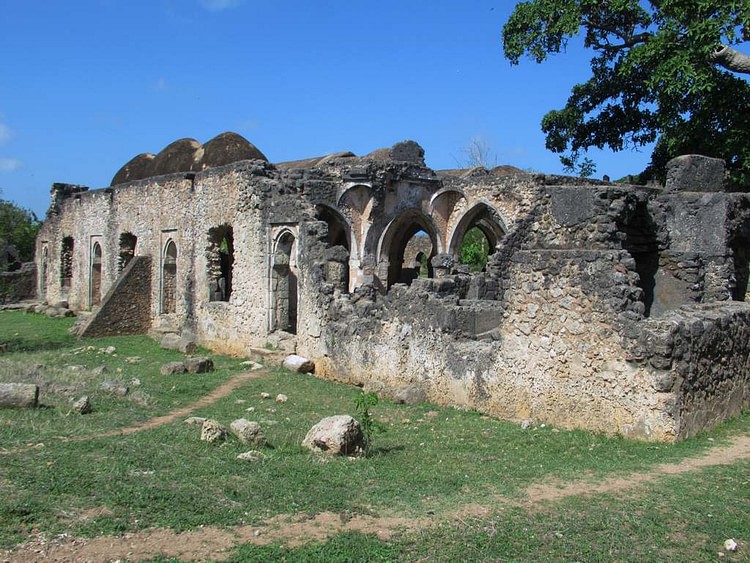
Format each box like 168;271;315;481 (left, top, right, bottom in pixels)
271;231;297;334
162;240;177;314
90;242;102;307
378;211;439;290
315;205;352;292
207;225;234;302
60;236;74;289
118;233;137;273
449;203;506;272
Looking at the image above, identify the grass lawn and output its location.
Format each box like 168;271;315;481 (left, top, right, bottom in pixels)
0;310;748;561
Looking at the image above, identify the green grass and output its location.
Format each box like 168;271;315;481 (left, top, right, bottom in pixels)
0;310;748;560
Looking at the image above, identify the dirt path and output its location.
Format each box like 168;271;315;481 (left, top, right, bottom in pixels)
5;431;750;562
0;369;266;456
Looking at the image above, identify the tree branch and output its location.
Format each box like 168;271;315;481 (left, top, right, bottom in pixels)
710;45;750;75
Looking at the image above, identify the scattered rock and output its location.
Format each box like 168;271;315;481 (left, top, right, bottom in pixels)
520;419;534;430
260;392;271;399
425;410;439;418
72;396;92;414
100;380;129;396
200;419;227;443
184;356;214;373
67;365;85;372
237;450;266;462
0;382;39;408
160;333;197;354
302;415;364;456
282;354;315;374
391;384;426;405
101;346;117;355
91;366;109;376
240;360;263;371
160;361;187;375
230;418;266;447
129;378;141;386
184;416;207;425
275;394;288;403
125;356;142;364
724;539;738;552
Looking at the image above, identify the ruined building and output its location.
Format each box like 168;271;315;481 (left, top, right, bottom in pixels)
36;132;750;440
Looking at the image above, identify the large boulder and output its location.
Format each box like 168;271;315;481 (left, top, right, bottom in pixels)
302;415;364;455
282;354;314;374
185;356;214;373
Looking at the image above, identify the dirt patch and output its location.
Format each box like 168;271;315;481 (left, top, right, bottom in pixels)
522;434;750;505
4;433;750;562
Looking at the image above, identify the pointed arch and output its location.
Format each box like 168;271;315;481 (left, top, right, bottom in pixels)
377;210;441;289
448;202;507;259
271;229;298;334
161;239;177;314
90;241;103;307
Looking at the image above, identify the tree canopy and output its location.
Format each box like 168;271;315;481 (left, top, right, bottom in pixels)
502;0;750;184
0;197;41;270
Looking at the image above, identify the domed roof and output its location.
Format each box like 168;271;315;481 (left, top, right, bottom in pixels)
110;153;156;186
150;138;202;177
110;132;268;185
199;132;267;169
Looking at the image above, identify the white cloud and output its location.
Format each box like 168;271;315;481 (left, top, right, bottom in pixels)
0;158;22;172
198;0;242;11
0;123;12;145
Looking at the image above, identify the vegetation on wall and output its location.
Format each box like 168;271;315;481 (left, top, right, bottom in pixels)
459;227;490;272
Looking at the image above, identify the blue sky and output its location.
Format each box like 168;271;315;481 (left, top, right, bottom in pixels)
0;0;656;217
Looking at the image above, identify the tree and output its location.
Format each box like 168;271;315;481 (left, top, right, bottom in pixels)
502;1;750;184
0;197;41;271
461;136;498;169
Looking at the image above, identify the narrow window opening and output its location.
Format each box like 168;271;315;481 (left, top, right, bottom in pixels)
162;240;177;314
207;225;234;302
60;236;74;289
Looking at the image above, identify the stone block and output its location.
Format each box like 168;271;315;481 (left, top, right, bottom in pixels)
665;155;726;192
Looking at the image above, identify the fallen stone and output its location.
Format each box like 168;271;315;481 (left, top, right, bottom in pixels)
184;416;206;425
391;384;426;405
275;394;288;403
160;361;187;375
520;419;534;430
72;396;92;414
91;366;109;376
200;419;227;443
0;383;39;408
125;356;142;364
302;415;364;456
184;356;214;373
160;333;198;354
240;360;264;371
237;450;266;462
101;346;117;355
260;392;271;399
282;354;315;373
230;418;266;447
100;380;129;396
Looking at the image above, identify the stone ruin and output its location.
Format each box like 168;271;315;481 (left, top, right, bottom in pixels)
35;132;750;440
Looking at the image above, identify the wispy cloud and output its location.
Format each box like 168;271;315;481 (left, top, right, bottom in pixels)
152;77;169;92
0;123;12;145
0;158;22;172
198;0;242;12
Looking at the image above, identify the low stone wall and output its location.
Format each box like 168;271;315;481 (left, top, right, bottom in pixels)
0;263;36;303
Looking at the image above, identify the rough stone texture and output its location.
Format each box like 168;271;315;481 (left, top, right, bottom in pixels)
36;138;750;441
390;384;427;405
184;356;214;373
160;361;188;375
72;395;92;414
282;354;314;373
0;383;39;408
200;419;227;443
665;155;726;193
230;418;266;447
302;415;364;455
100;380;129;396
160;332;198;354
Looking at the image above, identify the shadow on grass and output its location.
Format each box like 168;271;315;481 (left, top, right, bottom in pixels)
0;337;74;354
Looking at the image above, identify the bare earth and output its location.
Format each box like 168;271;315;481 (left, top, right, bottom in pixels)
3;374;749;562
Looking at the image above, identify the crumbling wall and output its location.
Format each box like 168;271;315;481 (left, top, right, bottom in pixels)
0;263;36;303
